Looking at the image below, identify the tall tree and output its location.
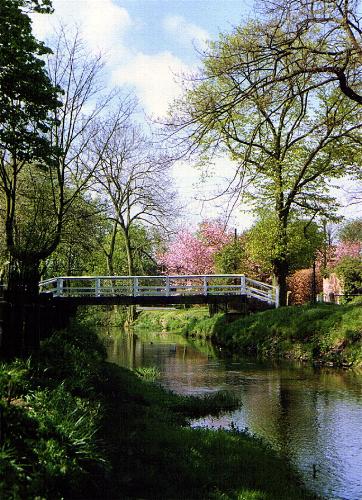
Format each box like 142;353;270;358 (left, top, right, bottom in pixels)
89;110;178;277
42;27;131;275
167;23;361;304
0;0;62;292
246;215;324;276
0;23;130;295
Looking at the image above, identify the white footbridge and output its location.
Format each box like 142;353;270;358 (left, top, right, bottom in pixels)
40;274;279;308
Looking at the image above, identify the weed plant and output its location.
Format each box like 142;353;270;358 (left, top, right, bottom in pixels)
133;365;161;382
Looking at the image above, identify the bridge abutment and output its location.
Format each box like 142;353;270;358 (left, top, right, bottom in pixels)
0;292;78;357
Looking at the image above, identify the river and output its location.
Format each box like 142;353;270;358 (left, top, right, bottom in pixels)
107;329;362;500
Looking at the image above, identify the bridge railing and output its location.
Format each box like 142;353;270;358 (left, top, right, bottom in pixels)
39;274;279;307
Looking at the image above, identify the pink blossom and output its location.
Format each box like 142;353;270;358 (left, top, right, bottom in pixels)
328;241;361;268
158;220;233;275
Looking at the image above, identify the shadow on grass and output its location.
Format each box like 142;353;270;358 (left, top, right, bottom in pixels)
97;362;317;500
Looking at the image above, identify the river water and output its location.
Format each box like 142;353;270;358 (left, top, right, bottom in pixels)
107;329;362;500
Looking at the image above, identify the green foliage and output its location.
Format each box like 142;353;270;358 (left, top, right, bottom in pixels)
102;224;158;276
214;238;247;274
44;222;159;278
334;257;362;297
42;195;108;277
133;366;161;382
338;218;362;243
0;0;63;295
0;321;110;499
0;358;30;403
0;166;60;266
0;0;61;165
170;390;240;419
246;215;324;274
212;302;362;366
135;307;215;336
0;388;106;499
38;321;106;394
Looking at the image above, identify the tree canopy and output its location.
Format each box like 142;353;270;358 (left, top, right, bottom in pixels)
0;0;63;292
0;0;61;166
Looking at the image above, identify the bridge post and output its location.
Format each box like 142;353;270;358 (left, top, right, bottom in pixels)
133;277;139;297
240;275;246;294
56;278;64;297
275;286;280;308
165;277;170;297
203;276;208;295
95;278;100;297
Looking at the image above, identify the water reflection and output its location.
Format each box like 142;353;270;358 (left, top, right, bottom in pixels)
107;329;362;500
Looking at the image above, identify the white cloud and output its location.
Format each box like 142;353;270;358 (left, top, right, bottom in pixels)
31;4;199;118
31;0;132;61
81;0;132;57
112;51;189;116
163;15;209;50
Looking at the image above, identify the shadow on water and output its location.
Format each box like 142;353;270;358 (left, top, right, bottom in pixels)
106;327;362;500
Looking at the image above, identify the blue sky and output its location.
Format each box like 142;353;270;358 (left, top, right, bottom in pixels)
118;0;253;63
32;0;254;117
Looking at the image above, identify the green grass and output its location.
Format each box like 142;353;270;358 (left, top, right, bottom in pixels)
212;300;362;366
135;300;362;366
0;318;318;499
135;306;216;336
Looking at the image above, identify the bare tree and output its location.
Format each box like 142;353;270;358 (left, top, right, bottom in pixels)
1;24;134;296
89;110;179;278
45;26;134;253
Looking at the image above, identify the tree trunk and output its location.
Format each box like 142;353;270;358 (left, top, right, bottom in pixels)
123;230;134;276
7;258;41;296
273;198;289;307
121;227;136;325
4;258;42;354
106;222;118;276
273;259;289;306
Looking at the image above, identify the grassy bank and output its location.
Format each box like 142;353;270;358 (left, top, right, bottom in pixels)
135;307;217;337
0;318;317;499
135;301;362;366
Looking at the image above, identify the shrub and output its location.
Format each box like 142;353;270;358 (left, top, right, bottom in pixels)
334;257;362;297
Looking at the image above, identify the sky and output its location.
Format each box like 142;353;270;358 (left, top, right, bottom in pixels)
31;0;359;231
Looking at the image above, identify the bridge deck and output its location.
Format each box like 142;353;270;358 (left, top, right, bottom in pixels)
39;274;279;308
48;294;248;307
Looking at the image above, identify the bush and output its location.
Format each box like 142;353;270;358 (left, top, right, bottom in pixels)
334;256;362;297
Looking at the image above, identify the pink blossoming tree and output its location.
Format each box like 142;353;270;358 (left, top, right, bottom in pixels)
333;241;361;264
158;220;232;275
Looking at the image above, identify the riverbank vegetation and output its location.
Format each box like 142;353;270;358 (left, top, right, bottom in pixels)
135;300;362;367
0;318;318;499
